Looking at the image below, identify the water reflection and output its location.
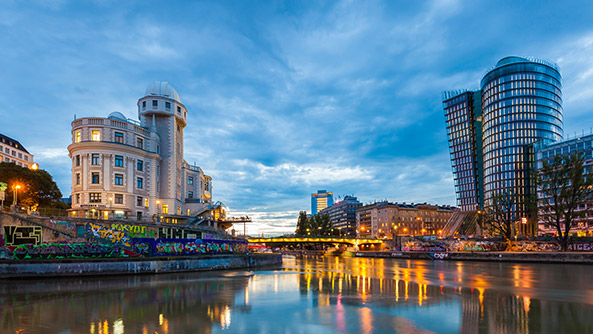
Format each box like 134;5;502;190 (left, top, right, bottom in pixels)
1;257;592;333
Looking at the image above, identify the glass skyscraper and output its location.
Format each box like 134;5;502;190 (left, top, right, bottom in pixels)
444;56;564;236
311;190;334;215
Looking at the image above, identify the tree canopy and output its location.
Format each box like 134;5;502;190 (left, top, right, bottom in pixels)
295;211;334;237
0;162;63;210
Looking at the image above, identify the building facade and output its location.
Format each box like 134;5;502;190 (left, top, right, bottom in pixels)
356;202;455;239
0;133;35;169
68;81;212;221
535;134;593;236
444;56;564;236
311;190;333;215
318;195;361;236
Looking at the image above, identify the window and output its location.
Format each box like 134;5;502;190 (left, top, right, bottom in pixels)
75;155;80;166
92;172;100;184
89;193;101;203
177;206;181;215
115;155;124;167
177;106;181;113
75;131;81;143
114;194;123;204
162;204;169;214
137;177;143;189
114;173;123;185
142;101;146;109
188;191;193;199
137;160;143;171
11;150;15;156
75;173;80;185
91;154;99;165
152;100;158;108
18;153;22;159
115;132;124;143
144;197;149;207
188;176;193;185
137;137;143;149
136;196;143;207
91;130;101;141
165;102;171;109
4;147;8;153
75;194;80;204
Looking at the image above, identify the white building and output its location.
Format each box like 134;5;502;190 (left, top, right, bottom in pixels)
0;133;35;169
68;81;212;221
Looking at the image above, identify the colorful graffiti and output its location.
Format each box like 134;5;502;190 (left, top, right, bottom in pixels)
158;227;201;239
132;238;247;257
86;223;131;247
8;243;122;260
49;219;77;231
4;226;43;245
111;224;156;238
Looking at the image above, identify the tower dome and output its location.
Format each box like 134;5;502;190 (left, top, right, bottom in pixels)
145;81;180;103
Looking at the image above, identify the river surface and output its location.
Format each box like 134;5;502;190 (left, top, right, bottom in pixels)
1;256;593;333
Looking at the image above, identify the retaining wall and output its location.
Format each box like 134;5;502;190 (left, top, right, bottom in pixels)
355;251;593;264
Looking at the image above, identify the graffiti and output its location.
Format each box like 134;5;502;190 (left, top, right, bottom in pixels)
132;238;247;256
50;219;76;231
4;226;43;245
158;227;201;240
9;243;122;260
432;252;449;260
87;223;131;247
569;243;593;251
111;224;156;238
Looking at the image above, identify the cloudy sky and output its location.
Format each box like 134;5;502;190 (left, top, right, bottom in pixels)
2;0;593;235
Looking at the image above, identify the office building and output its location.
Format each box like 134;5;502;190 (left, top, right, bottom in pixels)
311;190;333;215
68;81;212;221
0;133;35;169
356;201;455;239
318;195;361;236
444;56;564;236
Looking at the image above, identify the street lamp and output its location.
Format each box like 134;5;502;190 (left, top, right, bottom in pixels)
156;200;161;223
12;184;21;212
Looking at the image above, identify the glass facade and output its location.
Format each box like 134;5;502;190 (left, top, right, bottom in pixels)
311;190;334;215
443;90;483;212
481;57;563;231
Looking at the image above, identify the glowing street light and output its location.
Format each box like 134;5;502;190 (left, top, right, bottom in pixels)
12;184;21;212
30;163;39;171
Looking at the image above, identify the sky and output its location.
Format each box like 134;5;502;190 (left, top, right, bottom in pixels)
2;0;593;236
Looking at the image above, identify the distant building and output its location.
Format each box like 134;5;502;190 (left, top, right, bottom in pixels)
68;81;213;221
0;133;35;168
535;134;593;236
356;202;455;239
311;190;333;215
318;195;361;236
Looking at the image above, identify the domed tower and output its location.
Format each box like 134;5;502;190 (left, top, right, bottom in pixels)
138;81;188;213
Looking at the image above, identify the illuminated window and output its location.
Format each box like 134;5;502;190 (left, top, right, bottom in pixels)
162;204;169;214
145;197;149;207
75;131;81;143
114;194;123;204
114;132;124;143
114;173;123;185
91;130;101;141
177;206;181;215
115;155;124;167
89;193;101;203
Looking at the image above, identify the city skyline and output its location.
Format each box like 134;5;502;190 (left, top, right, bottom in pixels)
2;1;593;235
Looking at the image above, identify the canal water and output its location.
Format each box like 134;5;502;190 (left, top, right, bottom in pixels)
1;256;592;333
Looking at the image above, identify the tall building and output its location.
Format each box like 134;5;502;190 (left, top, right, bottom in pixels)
318;195;361;236
311;190;333;215
0;133;35;169
68;81;213;221
444;56;564;236
356;201;455;239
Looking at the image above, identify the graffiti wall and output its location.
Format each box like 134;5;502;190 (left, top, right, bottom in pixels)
110;223;156;239
132;238;247;257
86;223;131;247
158;227;201;239
7;243;123;260
4;226;43;245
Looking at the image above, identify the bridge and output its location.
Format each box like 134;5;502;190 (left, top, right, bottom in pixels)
247;237;384;246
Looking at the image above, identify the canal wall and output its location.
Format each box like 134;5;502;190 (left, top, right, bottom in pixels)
0;253;282;278
355;251;593;264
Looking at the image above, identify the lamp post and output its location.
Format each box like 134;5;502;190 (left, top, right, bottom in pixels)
12;184;21;213
108;196;113;220
156;200;161;224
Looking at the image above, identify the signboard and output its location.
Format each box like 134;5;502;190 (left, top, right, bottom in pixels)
0;182;6;191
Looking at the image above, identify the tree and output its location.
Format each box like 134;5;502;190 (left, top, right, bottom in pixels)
482;189;518;245
536;153;593;251
295;211;309;236
0;162;63;211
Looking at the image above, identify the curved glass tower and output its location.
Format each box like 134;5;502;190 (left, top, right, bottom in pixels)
481;57;563;231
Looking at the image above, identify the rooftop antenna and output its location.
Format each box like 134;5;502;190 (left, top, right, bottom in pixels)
74;114;77;120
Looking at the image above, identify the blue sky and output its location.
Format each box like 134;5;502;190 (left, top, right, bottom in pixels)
2;0;593;235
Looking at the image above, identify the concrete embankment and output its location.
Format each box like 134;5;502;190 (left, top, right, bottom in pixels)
355;251;593;264
0;253;282;278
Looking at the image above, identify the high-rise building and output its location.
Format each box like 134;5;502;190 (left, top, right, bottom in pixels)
318;195;361;236
444;56;564;236
0;133;35;169
311;190;333;215
68;81;213;221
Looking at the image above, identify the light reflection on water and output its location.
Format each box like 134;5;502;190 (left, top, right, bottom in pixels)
1;256;593;333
